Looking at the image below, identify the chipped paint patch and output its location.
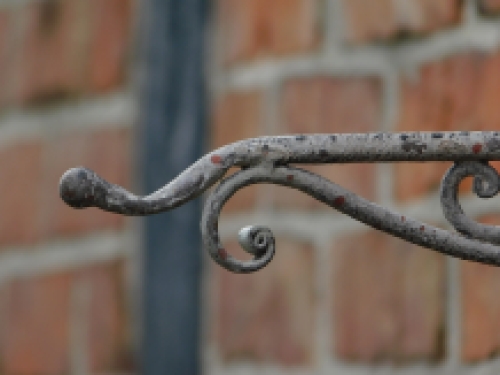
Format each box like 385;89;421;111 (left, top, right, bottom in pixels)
402;140;427;154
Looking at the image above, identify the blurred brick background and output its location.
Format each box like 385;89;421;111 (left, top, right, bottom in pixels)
208;0;500;374
3;0;500;374
0;0;136;373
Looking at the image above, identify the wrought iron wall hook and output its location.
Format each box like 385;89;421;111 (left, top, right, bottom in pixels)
59;131;500;273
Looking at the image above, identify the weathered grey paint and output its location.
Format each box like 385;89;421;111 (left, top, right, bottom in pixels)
60;131;500;272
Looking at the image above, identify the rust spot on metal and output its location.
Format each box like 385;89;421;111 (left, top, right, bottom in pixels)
420;225;425;231
401;216;406;222
218;248;228;260
286;175;294;181
333;196;345;206
472;143;483;154
211;155;222;164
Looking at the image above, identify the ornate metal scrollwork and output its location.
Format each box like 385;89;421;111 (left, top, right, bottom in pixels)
59;131;500;273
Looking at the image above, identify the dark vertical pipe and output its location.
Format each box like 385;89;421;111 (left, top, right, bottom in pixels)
138;0;207;373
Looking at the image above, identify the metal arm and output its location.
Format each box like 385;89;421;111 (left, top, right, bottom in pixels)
59;131;500;273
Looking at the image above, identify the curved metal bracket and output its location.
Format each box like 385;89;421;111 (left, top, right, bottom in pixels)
59;131;500;273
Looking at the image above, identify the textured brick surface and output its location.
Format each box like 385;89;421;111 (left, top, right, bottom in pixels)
216;239;315;366
461;215;500;362
77;262;130;372
396;52;500;202
39;127;131;240
87;0;133;92
1;273;71;375
212;91;264;213
340;0;461;44
275;77;381;209
0;141;44;246
395;162;451;203
11;0;133;106
479;0;500;13
217;0;319;64
0;261;130;374
333;231;445;361
281;76;382;135
0;0;135;372
461;259;500;362
0;11;13;107
212;91;264;153
18;0;88;104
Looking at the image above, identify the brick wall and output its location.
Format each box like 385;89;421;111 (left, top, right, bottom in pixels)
207;0;500;374
0;0;137;373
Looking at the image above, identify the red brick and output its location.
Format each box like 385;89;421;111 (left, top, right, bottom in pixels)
282;77;382;134
217;0;319;65
87;0;133;92
0;131;130;246
398;53;500;133
1;273;72;375
0;261;131;374
212;91;265;213
396;52;500;202
395;162;451;202
461;260;500;361
0;141;44;246
212;91;264;153
275;77;381;209
333;231;445;361
479;0;500;13
76;262;131;372
39;127;131;239
17;0;87;104
0;10;14;107
340;0;461;44
461;215;500;361
14;0;133;105
216;239;315;366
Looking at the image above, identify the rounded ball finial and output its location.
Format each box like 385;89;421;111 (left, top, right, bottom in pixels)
59;167;98;209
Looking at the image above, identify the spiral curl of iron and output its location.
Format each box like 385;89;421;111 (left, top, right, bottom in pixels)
441;161;500;244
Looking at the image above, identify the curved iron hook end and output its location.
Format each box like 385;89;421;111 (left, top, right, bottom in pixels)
59;167;108;209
